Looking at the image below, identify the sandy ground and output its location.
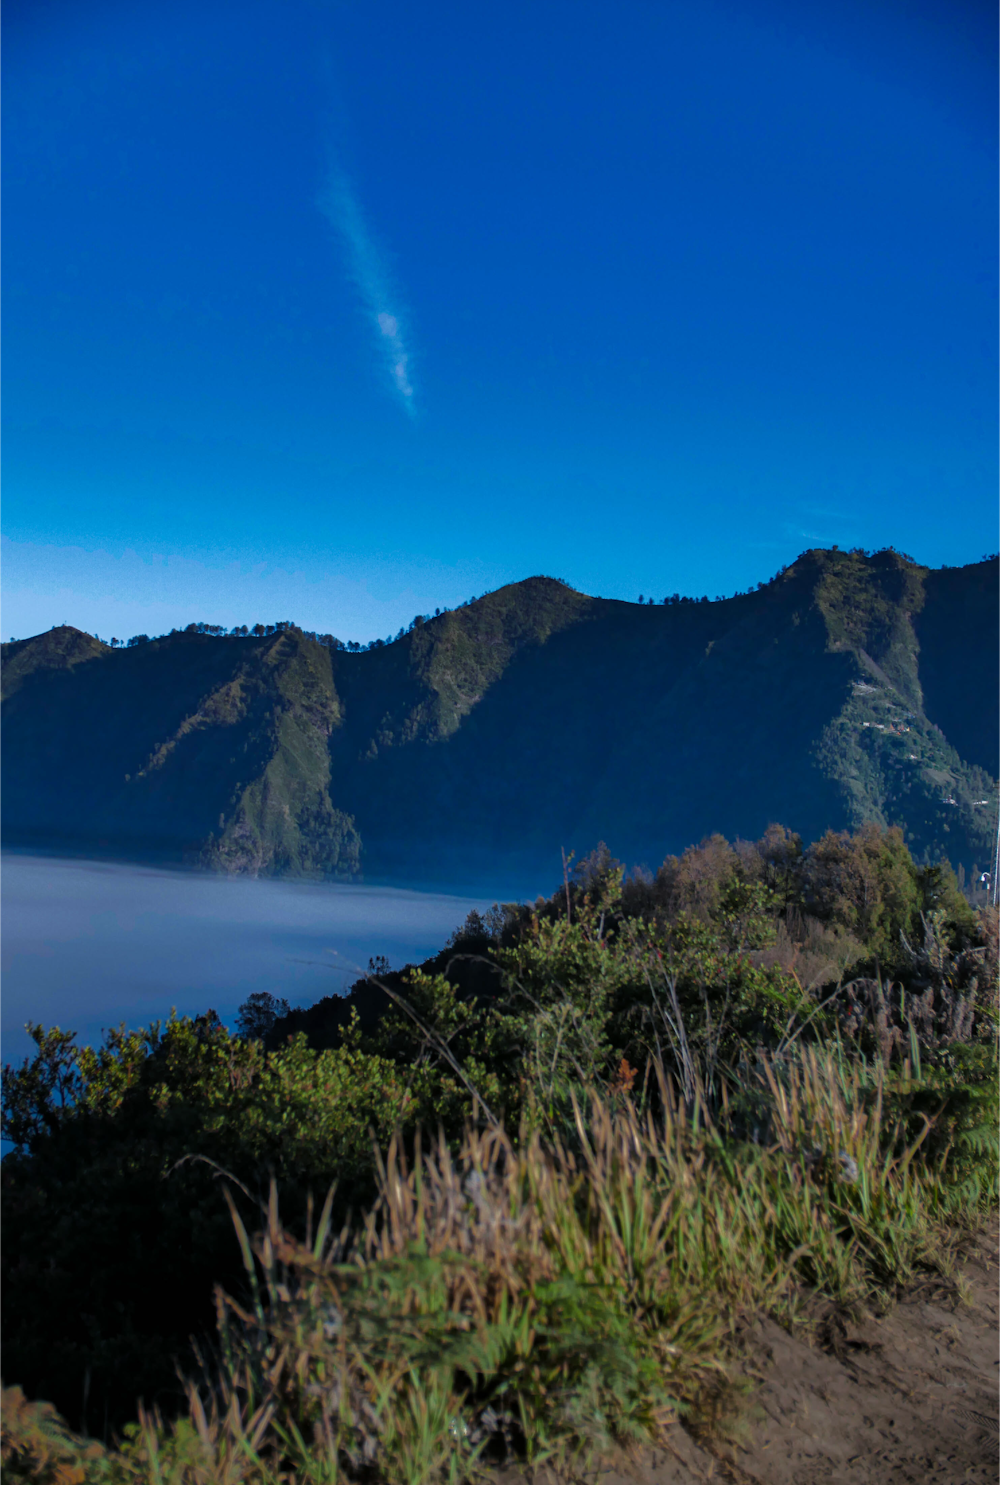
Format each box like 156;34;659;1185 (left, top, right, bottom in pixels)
514;1220;999;1485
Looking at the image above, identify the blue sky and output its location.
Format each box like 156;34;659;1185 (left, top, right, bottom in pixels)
3;0;996;644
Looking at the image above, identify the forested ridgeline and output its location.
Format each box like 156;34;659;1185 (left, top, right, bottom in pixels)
3;548;998;882
2;821;997;1482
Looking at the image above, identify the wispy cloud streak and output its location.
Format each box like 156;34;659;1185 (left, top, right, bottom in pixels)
319;171;415;413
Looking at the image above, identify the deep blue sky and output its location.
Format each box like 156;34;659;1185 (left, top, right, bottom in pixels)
4;0;996;643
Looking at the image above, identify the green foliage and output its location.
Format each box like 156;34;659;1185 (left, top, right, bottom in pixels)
356;825;997;1131
917;860;979;941
882;1042;1000;1212
801;823;921;965
1;1014;423;1434
366;968;508;1134
493;873;630;1125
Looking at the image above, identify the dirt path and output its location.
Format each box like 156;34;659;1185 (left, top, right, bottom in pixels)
591;1221;997;1484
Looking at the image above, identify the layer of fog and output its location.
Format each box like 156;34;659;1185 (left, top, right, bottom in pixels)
2;854;515;1068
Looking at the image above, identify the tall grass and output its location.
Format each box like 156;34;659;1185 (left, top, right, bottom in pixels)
2;1046;994;1484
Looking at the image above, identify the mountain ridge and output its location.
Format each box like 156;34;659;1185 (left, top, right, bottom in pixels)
3;549;997;884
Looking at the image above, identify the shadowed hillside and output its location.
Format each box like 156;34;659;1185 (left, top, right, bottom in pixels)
2;549;997;881
913;558;999;775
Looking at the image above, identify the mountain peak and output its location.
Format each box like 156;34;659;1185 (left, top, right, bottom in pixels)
1;626;108;702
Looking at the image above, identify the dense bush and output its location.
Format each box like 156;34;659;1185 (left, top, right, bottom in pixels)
1;1015;432;1434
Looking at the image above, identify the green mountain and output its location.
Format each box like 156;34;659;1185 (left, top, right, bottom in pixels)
3;549;997;883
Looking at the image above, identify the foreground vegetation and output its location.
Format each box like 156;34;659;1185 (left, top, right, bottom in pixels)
2;823;998;1481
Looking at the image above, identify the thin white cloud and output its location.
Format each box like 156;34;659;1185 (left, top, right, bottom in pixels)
319;171;415;413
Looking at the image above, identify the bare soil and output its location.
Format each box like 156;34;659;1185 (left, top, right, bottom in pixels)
516;1220;999;1485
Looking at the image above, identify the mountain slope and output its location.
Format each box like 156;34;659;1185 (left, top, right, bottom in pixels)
1;626;108;697
1;626;357;875
2;551;996;883
912;559;999;775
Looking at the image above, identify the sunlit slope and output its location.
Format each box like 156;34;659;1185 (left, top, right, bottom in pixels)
1;626;357;875
2;553;996;879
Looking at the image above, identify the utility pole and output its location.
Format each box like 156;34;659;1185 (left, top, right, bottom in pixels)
993;791;1000;908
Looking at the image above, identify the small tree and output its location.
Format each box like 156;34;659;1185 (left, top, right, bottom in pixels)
235;992;290;1042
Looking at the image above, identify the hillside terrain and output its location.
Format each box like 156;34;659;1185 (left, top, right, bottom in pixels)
2;548;997;882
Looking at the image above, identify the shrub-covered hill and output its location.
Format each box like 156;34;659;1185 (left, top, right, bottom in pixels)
2;822;997;1445
2;548;997;881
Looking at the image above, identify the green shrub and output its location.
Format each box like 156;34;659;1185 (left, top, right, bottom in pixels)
1;1015;429;1434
